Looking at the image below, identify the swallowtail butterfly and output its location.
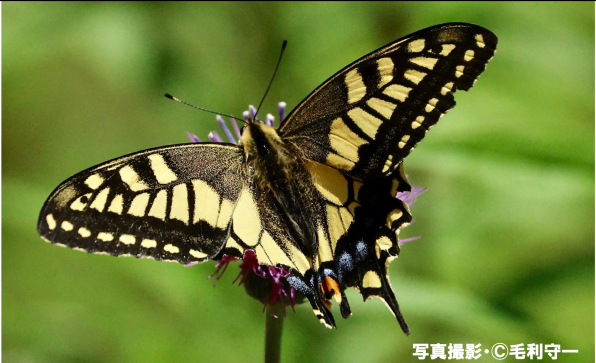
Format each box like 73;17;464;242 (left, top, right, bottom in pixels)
38;23;497;332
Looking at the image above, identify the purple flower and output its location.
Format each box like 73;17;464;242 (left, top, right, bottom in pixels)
396;186;427;207
185;132;201;143
396;186;427;245
187;102;286;145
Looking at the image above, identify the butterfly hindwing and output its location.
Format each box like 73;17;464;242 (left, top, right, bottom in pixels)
284;160;415;329
38;143;244;264
279;23;497;180
310;160;414;329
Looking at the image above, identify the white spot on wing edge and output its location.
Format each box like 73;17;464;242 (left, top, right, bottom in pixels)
387;209;404;224
425;98;438;113
46;214;57;230
164;244;180;254
61;221;74;231
362;270;382;288
84;174;104;190
398;135;410;149
441;82;454;96
97;232;114;242
141;239;157;248
411;116;425;129
382;154;394;173
407;38;425;52
455;65;465;78
78;227;91;238
377;236;393;251
189;249;208;259
475;34;485;48
119;234;136;245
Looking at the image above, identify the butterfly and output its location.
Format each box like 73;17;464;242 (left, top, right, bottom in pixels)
38;23;497;333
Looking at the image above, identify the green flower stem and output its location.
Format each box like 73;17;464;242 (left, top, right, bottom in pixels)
264;304;285;363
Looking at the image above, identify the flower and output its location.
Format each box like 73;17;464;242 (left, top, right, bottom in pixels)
396;186;427;245
185;102;424;314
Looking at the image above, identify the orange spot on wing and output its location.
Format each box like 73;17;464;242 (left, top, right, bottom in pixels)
320;276;342;304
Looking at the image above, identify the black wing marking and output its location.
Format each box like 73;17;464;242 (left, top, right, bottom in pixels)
279;23;498;180
38;143;244;264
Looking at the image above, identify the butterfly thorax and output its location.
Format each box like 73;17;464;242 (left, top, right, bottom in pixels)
238;121;290;181
239;121;321;259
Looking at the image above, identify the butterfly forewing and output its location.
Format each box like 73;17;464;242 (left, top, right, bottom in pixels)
38;143;244;264
279;23;497;180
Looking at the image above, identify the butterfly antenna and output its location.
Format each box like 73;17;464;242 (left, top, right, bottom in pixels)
255;40;287;118
164;93;244;123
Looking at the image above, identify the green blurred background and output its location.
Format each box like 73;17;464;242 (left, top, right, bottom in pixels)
3;2;594;362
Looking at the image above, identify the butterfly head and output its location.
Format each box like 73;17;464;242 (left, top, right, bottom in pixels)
239;116;283;160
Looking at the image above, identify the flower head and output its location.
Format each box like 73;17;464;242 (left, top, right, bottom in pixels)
396;186;427;245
